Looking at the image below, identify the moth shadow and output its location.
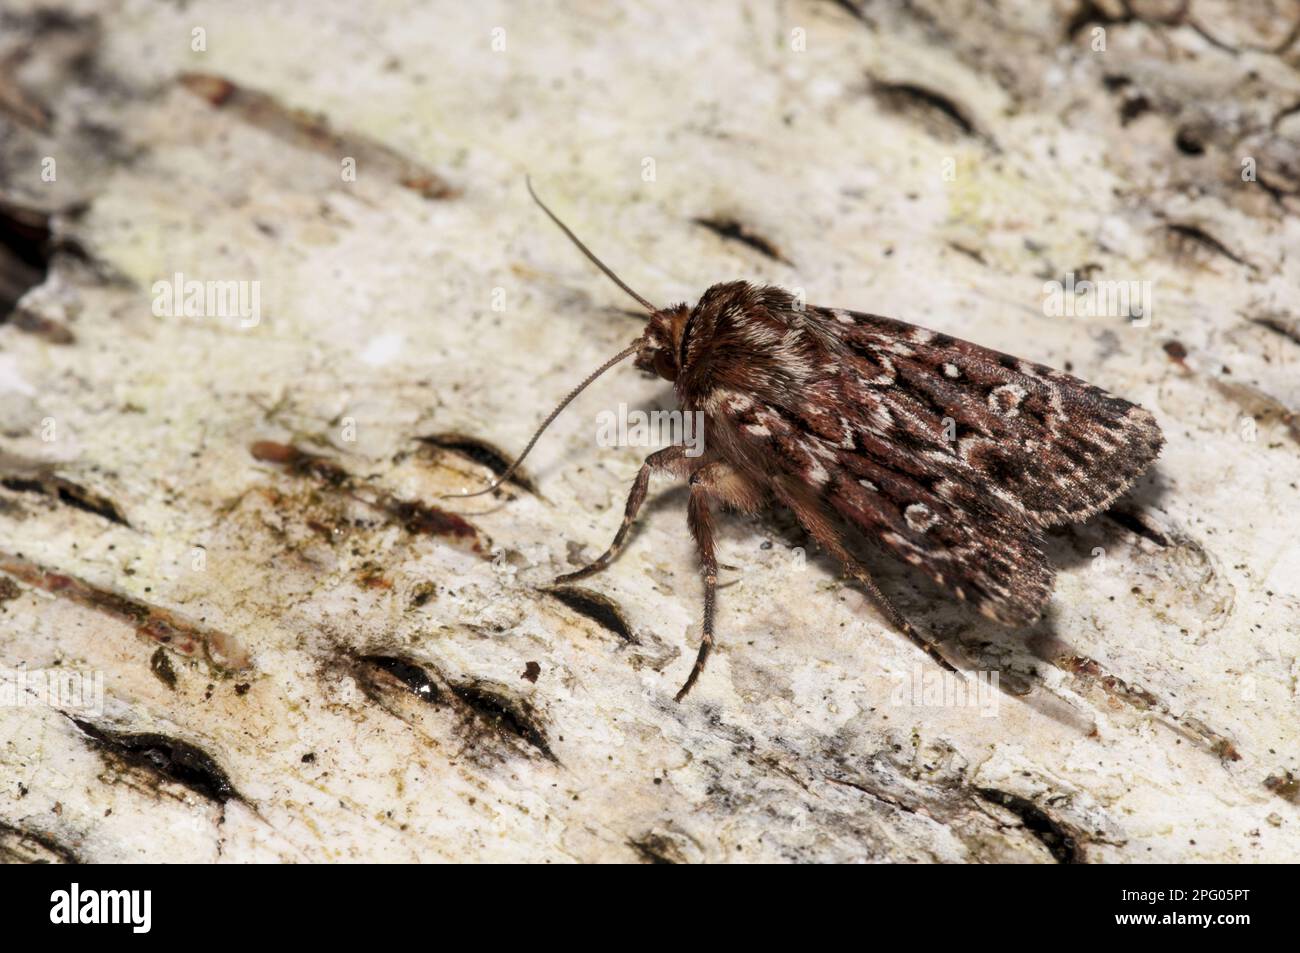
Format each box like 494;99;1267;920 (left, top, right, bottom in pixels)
865;561;1099;733
760;499;1136;736
642;480;690;520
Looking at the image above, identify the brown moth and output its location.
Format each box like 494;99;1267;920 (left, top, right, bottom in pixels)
449;179;1164;702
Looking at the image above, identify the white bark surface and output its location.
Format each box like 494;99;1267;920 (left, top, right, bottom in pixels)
1;0;1299;862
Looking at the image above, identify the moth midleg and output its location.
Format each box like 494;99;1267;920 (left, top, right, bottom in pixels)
676;465;722;702
554;444;691;584
772;478;956;674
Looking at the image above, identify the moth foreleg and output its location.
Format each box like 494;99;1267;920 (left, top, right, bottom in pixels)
772;478;956;674
675;463;727;702
554;444;691;584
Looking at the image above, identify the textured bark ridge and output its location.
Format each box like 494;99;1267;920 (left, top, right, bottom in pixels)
1;1;1298;862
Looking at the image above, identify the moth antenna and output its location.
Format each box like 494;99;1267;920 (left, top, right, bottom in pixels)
526;175;657;314
440;341;641;499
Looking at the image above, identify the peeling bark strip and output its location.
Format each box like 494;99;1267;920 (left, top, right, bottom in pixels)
975;788;1081;863
352;654;556;763
250;441;489;555
1251;314;1300;347
416;433;537;494
0;196;51;317
72;718;242;804
628;832;683;864
178;73;457;199
1207;377;1300;446
359;654;442;704
449;681;556;763
544;585;637;643
0;472;129;526
385;498;484;545
692;217;792;265
0;552;251;671
1059;654;1241;761
0;821;80;864
824;774;925;816
868;77;994;147
1162;223;1257;272
249;440;349;485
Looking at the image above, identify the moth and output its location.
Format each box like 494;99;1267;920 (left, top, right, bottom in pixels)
450;179;1164;702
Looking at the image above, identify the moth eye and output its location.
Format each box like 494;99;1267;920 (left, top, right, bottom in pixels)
653;350;677;381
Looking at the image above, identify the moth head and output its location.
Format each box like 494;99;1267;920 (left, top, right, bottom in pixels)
634;305;690;382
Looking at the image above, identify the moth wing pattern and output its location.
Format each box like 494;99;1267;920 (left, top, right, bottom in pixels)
687;284;1163;626
717;378;1055;625
823;305;1164;529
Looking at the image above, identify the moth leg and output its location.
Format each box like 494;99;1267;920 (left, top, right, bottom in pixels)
773;478;957;674
675;466;722;702
672;462;764;700
554;445;691;584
